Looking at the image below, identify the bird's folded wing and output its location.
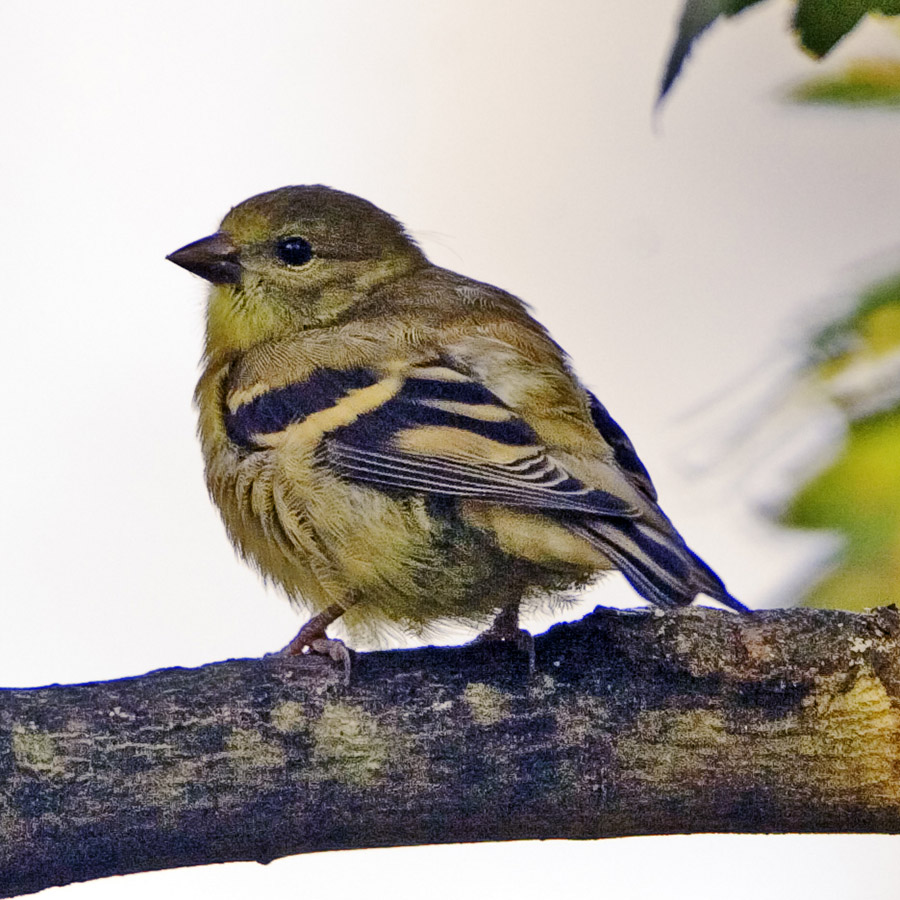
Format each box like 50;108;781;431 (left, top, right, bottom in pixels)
585;392;657;502
225;364;637;518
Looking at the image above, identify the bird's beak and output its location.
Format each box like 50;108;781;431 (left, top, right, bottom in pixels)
166;232;242;284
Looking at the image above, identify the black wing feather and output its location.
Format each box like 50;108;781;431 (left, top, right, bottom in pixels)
586;391;657;501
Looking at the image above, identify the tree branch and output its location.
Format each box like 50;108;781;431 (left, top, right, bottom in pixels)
2;605;900;897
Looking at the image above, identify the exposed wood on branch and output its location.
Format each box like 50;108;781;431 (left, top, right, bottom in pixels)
2;605;900;897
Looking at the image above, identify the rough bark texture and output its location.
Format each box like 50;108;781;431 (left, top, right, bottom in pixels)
2;605;900;897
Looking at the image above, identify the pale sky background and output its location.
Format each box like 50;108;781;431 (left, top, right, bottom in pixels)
2;1;900;897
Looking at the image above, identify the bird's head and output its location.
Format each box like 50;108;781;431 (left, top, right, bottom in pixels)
167;185;426;353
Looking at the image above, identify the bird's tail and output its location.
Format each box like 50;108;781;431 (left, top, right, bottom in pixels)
571;517;748;613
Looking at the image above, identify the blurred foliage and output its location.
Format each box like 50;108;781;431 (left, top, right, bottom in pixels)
660;0;766;102
812;274;900;367
661;0;900;102
795;0;900;54
790;58;900;104
660;4;900;610
782;275;900;609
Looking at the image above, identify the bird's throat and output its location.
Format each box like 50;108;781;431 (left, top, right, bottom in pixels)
205;284;295;356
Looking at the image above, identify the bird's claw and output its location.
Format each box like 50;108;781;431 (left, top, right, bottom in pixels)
279;633;352;685
473;625;536;676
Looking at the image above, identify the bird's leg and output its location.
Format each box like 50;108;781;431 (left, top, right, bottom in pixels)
278;602;352;684
475;602;535;675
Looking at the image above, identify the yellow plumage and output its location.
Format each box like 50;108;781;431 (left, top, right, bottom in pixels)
169;185;744;655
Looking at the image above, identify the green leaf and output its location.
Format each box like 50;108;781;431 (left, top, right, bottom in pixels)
780;276;900;610
790;59;900;105
659;0;768;104
661;0;900;103
795;0;864;55
794;1;900;57
782;409;900;610
810;273;900;363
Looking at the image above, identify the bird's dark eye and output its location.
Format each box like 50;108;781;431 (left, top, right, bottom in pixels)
275;236;314;266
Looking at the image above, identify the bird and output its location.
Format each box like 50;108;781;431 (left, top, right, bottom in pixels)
167;185;746;672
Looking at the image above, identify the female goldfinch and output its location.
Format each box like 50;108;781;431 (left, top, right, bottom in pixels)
168;185;745;664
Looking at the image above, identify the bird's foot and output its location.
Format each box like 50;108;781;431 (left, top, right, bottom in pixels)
473;616;536;676
278;613;352;685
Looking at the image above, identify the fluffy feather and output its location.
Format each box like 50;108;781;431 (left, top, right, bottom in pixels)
171;185;745;648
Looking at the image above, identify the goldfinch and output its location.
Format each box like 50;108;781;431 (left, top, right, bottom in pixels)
168;185;745;662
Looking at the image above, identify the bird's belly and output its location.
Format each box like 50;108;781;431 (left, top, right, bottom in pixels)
213;443;605;642
461;503;611;570
214;447;501;634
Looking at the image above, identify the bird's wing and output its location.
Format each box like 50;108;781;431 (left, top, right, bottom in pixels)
225;364;637;518
323;366;744;612
224;360;746;613
584;392;658;502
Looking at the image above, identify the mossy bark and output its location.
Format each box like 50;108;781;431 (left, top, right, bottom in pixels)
2;605;900;897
